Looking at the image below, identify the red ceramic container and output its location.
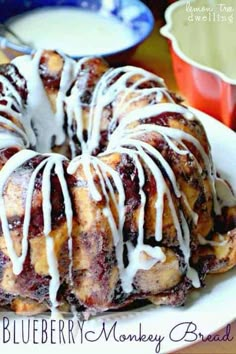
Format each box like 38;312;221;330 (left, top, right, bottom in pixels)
160;0;236;130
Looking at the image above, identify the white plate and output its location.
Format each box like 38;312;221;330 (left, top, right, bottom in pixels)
0;108;236;354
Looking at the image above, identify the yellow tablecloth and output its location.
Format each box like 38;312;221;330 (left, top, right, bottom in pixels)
0;19;235;354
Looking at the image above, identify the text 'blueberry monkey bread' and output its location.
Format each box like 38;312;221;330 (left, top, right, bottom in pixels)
0;50;235;316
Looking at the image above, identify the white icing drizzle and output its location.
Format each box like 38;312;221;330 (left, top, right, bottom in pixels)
111;147;166;292
0;148;73;312
68;154;127;283
0;74;30;147
0;149;38;274
180;212;201;288
0;51;75;310
93;161;120;246
0;132;24;149
12;51;75;153
0;75;23;112
54;160;73;285
65;56;96;157
94;158;126;283
109;119;219;214
67;152;166;293
66;64;180;155
55;53;77;146
106;142;199;288
98;153;165;293
0;115;29;145
181;192;199;225
87;66;168;154
40;153;73;312
41;157;61;313
0;50;234;310
215;177;236;209
198;234;227;247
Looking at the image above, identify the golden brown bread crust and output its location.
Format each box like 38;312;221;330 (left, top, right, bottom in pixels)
0;50;235;316
193;207;236;274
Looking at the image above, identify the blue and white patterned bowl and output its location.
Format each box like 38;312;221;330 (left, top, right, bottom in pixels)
0;0;154;62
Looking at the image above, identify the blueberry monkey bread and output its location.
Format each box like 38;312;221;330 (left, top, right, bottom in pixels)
0;50;235;316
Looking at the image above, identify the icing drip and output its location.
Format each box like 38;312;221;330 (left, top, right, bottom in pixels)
181;192;199;225
180;212;201;288
68;154;127;286
41;156;60;313
55;53;77;146
0;149;38;275
66;64;176;155
215;177;236;209
0;115;29;145
68;152;166;293
65;57;96;157
87;66;167;154
0;132;24;149
108;118;217;218
12;51;76;153
103;139;199;288
198;234;227;247
54;161;73;285
40;153;73;311
0;149;73;312
114;148;166;292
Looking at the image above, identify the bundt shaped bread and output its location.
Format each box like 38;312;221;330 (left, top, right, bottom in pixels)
0;50;235;316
